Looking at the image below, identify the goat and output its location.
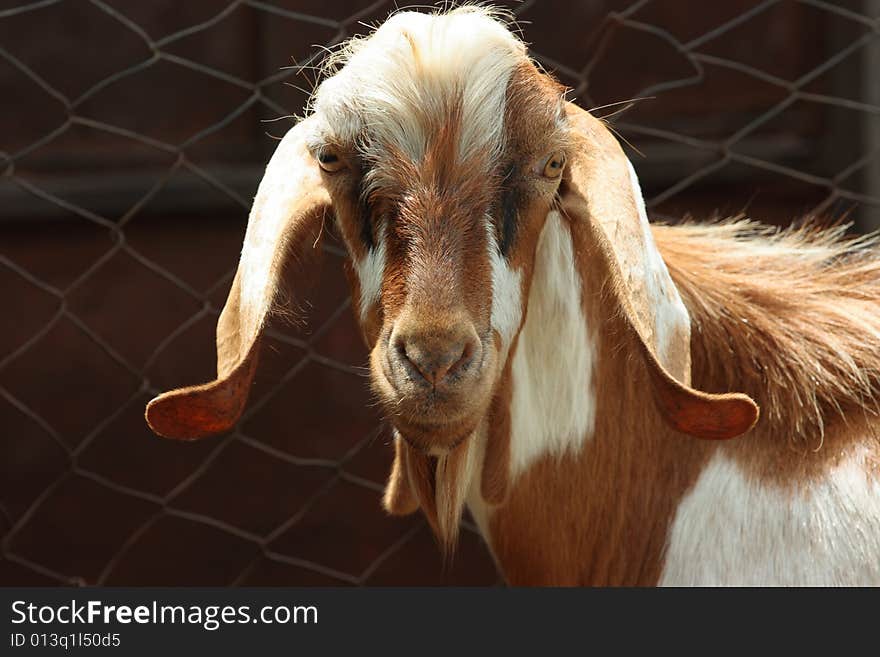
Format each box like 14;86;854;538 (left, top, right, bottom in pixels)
144;6;880;585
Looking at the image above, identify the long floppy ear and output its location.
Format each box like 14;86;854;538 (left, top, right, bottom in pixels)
145;116;331;440
560;102;758;440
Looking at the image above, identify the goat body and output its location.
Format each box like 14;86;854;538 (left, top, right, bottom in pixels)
145;6;880;586
478;220;880;585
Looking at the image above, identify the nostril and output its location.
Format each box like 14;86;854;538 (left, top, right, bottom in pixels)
449;339;475;376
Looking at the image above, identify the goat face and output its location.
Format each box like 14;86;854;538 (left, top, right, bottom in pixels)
304;11;570;454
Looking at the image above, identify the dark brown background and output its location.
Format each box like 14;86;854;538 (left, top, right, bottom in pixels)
2;0;879;586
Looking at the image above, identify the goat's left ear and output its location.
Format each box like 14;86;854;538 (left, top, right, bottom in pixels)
145;116;332;440
560;102;758;440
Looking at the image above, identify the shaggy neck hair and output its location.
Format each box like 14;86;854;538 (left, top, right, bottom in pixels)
657;220;880;452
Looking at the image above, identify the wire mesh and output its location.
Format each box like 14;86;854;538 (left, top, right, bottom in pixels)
2;0;879;586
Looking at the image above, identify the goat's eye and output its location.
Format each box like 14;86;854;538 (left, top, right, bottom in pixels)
317;149;345;173
542;152;565;179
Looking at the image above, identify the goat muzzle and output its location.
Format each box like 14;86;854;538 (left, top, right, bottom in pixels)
371;314;494;453
390;324;481;390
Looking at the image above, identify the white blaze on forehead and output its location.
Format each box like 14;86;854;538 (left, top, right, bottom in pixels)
660;450;880;585
626;159;691;379
508;211;596;478
312;7;525;163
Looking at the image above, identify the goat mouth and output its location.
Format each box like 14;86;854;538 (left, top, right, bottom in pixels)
375;343;487;401
375;368;489;430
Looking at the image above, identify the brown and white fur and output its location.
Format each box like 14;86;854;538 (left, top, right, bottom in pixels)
145;7;880;586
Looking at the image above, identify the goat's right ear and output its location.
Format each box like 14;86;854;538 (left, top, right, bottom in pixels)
560;102;759;441
145;117;332;440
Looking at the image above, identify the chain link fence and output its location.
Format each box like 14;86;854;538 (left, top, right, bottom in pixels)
2;0;879;586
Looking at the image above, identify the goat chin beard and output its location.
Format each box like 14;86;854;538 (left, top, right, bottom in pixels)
404;429;480;553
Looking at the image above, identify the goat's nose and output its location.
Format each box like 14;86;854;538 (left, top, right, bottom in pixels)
393;330;478;386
